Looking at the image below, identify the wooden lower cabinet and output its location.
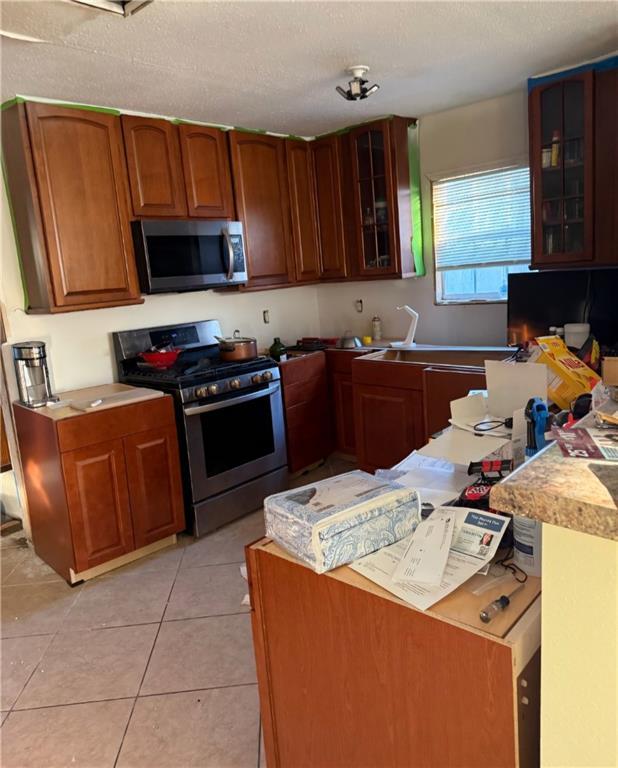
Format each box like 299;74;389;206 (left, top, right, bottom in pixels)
423;366;487;442
62;439;135;572
354;383;423;471
325;349;365;456
247;539;541;768
14;394;184;581
123;426;185;548
280;353;333;473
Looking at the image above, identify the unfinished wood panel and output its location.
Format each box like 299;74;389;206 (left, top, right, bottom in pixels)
249;545;518;768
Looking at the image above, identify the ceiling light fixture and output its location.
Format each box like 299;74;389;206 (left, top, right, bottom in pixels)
69;0;152;17
336;65;380;101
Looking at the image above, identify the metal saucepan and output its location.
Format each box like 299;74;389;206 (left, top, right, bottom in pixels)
216;330;258;362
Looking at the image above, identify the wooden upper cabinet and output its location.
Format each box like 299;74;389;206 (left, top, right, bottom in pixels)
178;124;235;218
122;115;188;217
593;67;618;265
312;135;347;279
348;117;416;278
123;425;185;549
529;73;594;268
286;139;321;282
21;103;141;310
228;131;294;287
62;438;135;572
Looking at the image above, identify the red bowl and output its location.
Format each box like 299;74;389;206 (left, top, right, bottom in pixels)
140;349;181;369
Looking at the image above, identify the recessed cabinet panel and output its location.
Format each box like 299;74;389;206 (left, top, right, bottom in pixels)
122;116;188;216
25;103;141;308
312;136;347;279
62;439;135;572
178;124;235;218
286;140;321;282
229;131;294;286
123;426;185;549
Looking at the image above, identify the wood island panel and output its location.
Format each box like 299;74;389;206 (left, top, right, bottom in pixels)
247;540;540;768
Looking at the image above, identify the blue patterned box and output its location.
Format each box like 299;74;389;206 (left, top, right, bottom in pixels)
264;471;420;573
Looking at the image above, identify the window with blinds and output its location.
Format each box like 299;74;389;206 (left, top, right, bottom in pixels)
432;166;531;303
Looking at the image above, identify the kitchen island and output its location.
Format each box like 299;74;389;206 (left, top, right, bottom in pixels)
490;426;617;768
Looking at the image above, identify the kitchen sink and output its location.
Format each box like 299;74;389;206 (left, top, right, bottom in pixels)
364;345;513;367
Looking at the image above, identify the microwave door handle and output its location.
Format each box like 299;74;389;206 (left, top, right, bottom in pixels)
222;228;235;281
184;382;280;416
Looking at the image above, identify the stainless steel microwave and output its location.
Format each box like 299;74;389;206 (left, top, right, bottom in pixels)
131;220;248;294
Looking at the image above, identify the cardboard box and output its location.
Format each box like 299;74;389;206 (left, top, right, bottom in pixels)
531;336;601;409
602;357;618;386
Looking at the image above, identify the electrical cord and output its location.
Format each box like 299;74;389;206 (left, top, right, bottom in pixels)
473;417;514;433
494;548;528;583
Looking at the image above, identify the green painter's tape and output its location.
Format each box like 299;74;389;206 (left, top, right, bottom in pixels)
1;157;30;310
52;102;120;115
408;123;425;276
1;97;25;111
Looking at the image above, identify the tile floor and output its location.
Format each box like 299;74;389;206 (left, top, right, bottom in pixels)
0;457;354;768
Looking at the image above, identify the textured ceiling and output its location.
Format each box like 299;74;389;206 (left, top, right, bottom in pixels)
1;0;616;135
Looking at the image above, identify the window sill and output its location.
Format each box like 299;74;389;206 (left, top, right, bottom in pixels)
434;298;507;306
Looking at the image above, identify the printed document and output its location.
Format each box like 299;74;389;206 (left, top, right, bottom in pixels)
350;507;509;611
392;510;455;586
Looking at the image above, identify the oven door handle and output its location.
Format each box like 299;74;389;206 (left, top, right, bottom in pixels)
222;228;235;281
184;382;280;416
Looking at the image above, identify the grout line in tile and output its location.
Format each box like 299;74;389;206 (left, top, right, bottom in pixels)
134;681;258;701
178;559;247;570
0;631;58;641
161;610;250;624
2;633;54;713
10;694;137;714
113;548;184;768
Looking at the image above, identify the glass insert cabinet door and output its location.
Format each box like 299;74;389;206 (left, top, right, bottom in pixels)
530;72;594;264
349;122;398;275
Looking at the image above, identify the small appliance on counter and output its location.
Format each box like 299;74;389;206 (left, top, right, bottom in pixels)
113;320;287;537
12;341;57;408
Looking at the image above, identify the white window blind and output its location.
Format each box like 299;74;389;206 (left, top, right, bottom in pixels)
433;166;531;272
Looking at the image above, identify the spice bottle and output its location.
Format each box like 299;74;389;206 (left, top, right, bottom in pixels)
550;130;560;168
269;337;287;362
372;316;382;341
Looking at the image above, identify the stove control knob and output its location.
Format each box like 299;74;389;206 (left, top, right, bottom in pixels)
262;370;273;382
251;374;262;384
229;378;241;390
196;386;208;399
207;383;219;396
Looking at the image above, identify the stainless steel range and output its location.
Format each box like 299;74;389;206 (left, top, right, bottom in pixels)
113;320;288;537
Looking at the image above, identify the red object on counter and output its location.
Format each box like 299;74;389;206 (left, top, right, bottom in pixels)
140;349;181;368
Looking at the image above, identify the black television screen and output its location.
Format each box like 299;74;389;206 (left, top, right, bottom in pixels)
507;268;618;347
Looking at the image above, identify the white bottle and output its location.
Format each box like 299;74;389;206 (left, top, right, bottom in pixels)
372;316;382;341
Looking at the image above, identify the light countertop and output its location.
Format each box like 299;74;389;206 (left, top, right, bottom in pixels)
14;383;163;421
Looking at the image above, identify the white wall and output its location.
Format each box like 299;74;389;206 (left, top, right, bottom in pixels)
0;185;320;392
0;89;528;393
317;90;529;345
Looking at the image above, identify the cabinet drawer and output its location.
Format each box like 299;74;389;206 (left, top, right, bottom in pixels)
57;396;176;453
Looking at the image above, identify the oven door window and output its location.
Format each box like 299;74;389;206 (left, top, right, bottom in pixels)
147;235;225;278
200;394;275;477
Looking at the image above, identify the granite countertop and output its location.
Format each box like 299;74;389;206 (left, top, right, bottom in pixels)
490;406;618;542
